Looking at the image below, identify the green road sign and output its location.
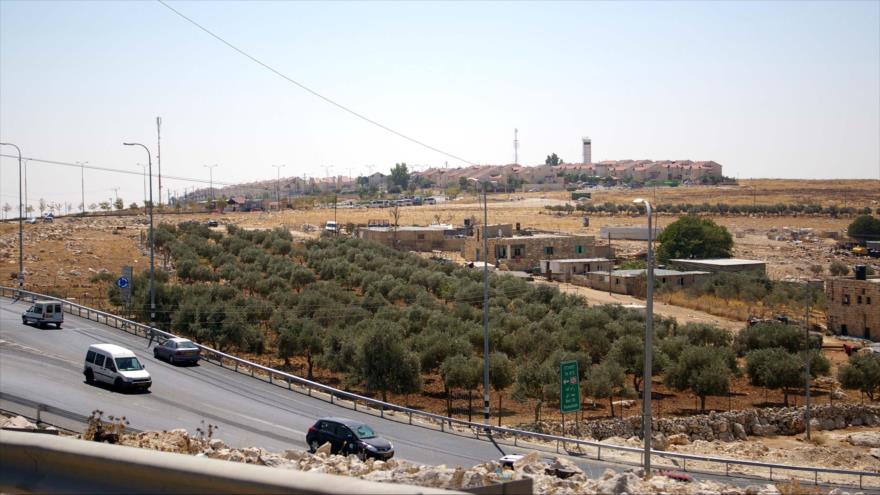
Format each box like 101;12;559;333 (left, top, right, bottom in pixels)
560;360;581;413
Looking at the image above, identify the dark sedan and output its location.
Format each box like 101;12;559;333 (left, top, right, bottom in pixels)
153;337;200;365
306;417;394;460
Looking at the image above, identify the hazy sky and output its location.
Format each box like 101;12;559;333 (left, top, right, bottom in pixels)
1;1;878;210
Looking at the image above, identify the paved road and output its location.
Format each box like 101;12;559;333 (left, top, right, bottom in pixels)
0;298;857;490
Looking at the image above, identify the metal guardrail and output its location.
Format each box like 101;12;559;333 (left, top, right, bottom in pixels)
3;287;878;489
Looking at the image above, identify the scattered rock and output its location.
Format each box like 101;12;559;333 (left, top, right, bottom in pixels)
0;415;37;430
667;433;690;446
597;471;643;495
315;441;332;456
847;432;880;447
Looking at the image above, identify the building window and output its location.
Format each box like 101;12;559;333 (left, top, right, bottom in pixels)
513;246;523;257
868;297;872;305
843;294;850;305
841;324;848;335
417;234;425;240
544;246;554;255
857;295;863;304
575;245;583;254
679;277;684;286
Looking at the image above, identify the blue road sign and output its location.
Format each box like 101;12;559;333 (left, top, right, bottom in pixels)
116;277;130;289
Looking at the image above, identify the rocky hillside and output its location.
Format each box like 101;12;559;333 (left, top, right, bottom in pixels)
0;413;864;495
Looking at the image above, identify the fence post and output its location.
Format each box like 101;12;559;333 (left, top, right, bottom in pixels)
769;466;773;481
408;412;412;425
330;393;334;405
597;445;600;461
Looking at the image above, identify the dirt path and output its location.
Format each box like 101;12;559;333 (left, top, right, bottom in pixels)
554;281;744;332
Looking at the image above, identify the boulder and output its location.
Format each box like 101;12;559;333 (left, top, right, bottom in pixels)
597;471;643;495
208;438;226;450
732;422;748;441
315;441;332;456
667;433;690;446
750;424;778;436
847;432;880;447
284;449;305;461
0;415;37;430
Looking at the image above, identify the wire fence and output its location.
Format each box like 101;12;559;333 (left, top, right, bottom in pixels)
2;286;877;490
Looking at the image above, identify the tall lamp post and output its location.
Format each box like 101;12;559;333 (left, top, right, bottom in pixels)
123;143;156;331
633;197;654;477
0;142;24;289
469;177;493;425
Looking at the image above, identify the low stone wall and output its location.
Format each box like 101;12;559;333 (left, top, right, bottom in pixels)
519;404;880;443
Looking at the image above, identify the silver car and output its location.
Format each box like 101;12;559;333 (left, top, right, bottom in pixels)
153;337;200;365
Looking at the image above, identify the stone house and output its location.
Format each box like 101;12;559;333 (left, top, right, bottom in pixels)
826;271;880;341
462;224;612;271
357;225;464;252
577;268;711;297
539;258;613;282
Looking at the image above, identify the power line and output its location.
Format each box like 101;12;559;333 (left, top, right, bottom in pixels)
0;154;234;186
156;0;477;166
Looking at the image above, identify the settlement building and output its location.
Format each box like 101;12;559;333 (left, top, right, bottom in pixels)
576;269;711;297
462;224;613;272
668;258;767;276
539;258;613;282
826;268;880;341
357;225;464;252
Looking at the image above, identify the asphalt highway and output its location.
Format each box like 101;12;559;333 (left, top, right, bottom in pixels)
0;298;862;490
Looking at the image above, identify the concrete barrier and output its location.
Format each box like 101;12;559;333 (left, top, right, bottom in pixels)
0;430;464;494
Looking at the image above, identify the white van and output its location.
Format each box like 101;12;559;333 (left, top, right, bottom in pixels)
325;220;338;233
84;344;151;391
21;300;64;328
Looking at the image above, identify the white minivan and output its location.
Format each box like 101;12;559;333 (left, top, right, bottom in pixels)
84;344;152;391
21;300;64;328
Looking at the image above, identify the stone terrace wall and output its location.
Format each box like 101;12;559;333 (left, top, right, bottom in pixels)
520;404;880;443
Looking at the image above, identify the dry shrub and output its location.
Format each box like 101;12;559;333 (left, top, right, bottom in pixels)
804;432;827;446
776;478;824;495
83;409;129;443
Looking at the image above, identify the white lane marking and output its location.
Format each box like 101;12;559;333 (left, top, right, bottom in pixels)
197;402;307;438
0;338;80;366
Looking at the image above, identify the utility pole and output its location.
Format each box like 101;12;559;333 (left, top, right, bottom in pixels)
272;165;286;204
633;198;654;478
204;164;218;204
0;142;24;289
514;128;519;165
156;117;162;208
804;301;812;440
77;161;88;213
111;188;120;203
22;159;28;219
136;163;147;207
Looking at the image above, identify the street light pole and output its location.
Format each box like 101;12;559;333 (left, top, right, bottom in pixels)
124;143;156;332
633;198;654;477
470;177;491;425
0;142;24;289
